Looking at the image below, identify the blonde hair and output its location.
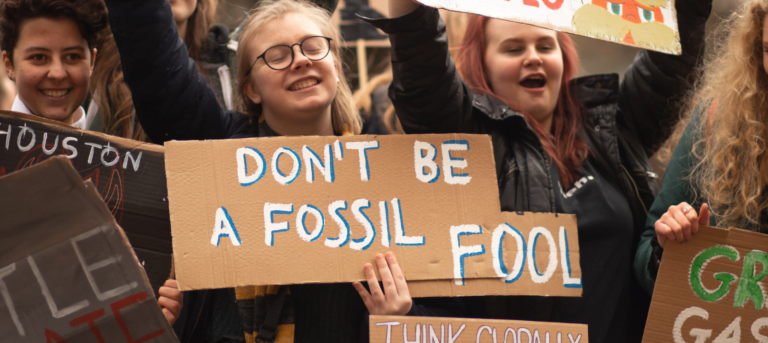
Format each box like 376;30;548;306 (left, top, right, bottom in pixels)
235;0;361;135
664;0;768;231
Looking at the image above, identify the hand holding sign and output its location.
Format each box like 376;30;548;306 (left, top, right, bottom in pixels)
158;279;183;326
354;252;413;315
654;202;710;247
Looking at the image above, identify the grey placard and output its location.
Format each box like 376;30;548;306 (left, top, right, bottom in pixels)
0;156;178;342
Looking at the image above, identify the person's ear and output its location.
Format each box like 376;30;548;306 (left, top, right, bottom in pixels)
244;82;262;104
333;60;340;83
90;48;98;72
3;51;14;81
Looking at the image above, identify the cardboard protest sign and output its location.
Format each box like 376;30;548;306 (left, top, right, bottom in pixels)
369;315;589;343
0;156;177;342
416;0;681;55
643;226;768;342
0;111;171;294
166;134;581;298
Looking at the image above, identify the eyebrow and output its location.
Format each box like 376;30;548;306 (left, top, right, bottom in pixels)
63;46;87;52
499;36;556;45
23;46;50;53
499;38;524;44
23;46;86;53
270;34;321;46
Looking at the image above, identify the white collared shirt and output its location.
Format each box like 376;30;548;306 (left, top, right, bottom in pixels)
11;95;87;130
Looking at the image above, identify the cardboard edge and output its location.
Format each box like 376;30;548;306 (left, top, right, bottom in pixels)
0;111;164;153
415;1;683;56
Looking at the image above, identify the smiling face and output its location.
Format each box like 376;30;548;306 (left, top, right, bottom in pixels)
3;17;95;123
244;12;337;136
483;19;564;129
169;0;197;24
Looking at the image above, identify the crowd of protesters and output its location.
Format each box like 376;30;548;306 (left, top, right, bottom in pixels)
3;0;768;342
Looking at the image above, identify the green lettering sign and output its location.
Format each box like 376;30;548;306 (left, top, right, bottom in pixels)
734;250;768;310
690;245;739;302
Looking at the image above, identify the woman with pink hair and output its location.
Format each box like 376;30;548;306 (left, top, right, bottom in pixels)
362;0;713;341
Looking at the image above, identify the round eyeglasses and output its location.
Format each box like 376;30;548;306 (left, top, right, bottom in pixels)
247;36;333;73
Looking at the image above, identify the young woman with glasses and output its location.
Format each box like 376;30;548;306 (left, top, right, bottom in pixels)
103;0;449;341
362;0;712;342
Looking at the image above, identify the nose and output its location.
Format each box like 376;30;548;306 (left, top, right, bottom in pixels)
523;47;543;68
290;44;313;71
47;57;67;84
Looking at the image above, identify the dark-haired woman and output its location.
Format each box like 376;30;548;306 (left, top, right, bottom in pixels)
364;0;712;342
0;0;183;326
0;0;108;127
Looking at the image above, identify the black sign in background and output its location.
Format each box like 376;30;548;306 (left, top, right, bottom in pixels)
0;156;178;342
0;111;171;294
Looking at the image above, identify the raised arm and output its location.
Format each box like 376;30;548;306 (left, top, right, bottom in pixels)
617;0;712;156
363;3;478;134
104;0;248;144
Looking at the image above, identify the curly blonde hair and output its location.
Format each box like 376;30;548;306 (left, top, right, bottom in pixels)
664;0;768;231
235;0;361;135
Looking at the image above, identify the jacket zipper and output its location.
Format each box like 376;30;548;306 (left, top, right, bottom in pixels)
621;164;648;215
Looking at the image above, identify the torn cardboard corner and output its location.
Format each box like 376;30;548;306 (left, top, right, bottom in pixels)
643;226;768;342
416;0;681;55
0;110;172;295
0;156;177;342
369;315;589;343
166;134;581;298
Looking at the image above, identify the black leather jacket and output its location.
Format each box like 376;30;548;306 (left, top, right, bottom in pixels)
365;0;710;331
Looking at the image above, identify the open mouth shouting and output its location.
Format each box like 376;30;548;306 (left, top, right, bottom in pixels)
520;73;547;90
40;88;71;98
288;77;321;91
